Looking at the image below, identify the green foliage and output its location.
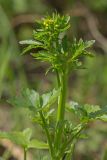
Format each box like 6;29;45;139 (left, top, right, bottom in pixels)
66;101;107;122
0;128;48;150
8;88;59;117
0;13;106;160
20;13;94;75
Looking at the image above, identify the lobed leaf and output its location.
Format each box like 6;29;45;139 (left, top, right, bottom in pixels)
0;130;29;148
0;128;48;150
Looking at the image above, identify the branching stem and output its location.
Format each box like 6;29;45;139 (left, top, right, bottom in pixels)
39;111;54;159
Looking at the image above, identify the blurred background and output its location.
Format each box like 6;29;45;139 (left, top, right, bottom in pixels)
0;0;107;159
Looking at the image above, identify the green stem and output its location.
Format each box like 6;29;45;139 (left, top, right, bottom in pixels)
59;124;87;159
55;71;68;152
57;72;67;121
39;111;54;159
24;148;27;160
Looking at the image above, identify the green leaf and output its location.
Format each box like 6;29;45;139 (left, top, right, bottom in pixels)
26;88;40;109
89;105;107;119
41;88;60;108
45;108;55;119
66;101;107;122
19;40;42;45
0;128;48;150
21;44;45;55
72;124;84;137
21;44;36;55
70;39;95;61
0;129;29;148
8;88;41;112
66;101;87;118
83;104;100;114
28;139;49;149
23;128;32;142
84;40;95;48
19;40;44;55
8;92;32;110
99;115;107;121
8;88;59;115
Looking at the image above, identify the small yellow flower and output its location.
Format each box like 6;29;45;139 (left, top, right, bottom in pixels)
43;19;54;27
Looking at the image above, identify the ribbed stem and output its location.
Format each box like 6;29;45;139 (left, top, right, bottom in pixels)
55;71;68;152
57;72;67;121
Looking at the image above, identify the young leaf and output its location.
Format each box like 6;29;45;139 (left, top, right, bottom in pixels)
0;128;48;150
23;128;32;142
0;130;28;148
66;101;87;118
83;104;100;114
28;139;49;149
19;40;42;45
84;40;95;48
89;105;107;119
8;88;41;112
41;88;60;109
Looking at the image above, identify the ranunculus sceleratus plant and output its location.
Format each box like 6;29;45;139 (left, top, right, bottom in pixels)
0;13;107;160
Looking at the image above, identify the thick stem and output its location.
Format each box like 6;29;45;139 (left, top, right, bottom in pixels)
24;148;27;160
39;111;54;159
57;72;67;121
55;71;68;152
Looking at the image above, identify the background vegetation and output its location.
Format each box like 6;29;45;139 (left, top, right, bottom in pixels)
0;0;107;159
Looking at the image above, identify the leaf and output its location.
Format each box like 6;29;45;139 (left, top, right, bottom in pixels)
8;88;59;115
21;44;36;55
0;128;48;150
66;101;107;122
41;88;60;109
19;40;42;45
66;101;87;118
84;104;100;114
45;108;55;119
0;130;28;148
99;115;107;121
26;88;40;109
89;105;107;119
19;40;45;55
68;123;86;142
70;39;95;61
8;93;32;110
84;40;95;48
28;139;49;149
23;128;32;142
8;88;41;112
